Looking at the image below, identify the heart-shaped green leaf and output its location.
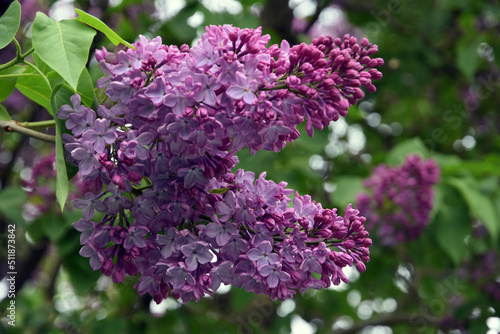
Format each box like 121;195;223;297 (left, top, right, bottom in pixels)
0;0;21;50
32;13;96;90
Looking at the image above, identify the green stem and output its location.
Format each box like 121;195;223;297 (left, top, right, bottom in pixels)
0;120;56;143
17;120;56;129
21;47;35;59
0;73;39;78
13;38;22;57
0;37;34;71
0;57;21;72
22;60;51;89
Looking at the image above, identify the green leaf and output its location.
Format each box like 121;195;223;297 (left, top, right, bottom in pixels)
0;104;11;121
56;228;81;258
0;186;27;228
0;65;25;102
15;67;53;113
231;287;257;313
433;186;471;265
32;13;96;90
40;211;69;241
209;187;230;194
386;137;429;166
331;176;364;210
0;0;21;50
456;39;479;81
47;69;96;109
75;9;134;49
76;67;96;108
448;177;499;241
62;256;101;295
33;52;53;75
51;85;75;211
47;71;65;89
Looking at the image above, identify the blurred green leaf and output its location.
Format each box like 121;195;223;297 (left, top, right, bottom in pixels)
0;186;27;228
32;13;96;90
231;287;256;313
90;318;127;334
62;256;101;295
0;0;21;49
0;104;11;121
434;185;471;265
40;211;69;241
386;137;429;166
456;38;479;81
75;9;135;49
331;176;364;210
448;177;498;241
56;229;81;257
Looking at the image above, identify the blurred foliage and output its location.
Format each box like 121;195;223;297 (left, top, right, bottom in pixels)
1;0;500;333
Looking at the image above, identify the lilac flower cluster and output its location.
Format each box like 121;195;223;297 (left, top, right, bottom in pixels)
356;155;440;246
59;25;382;302
458;250;500;301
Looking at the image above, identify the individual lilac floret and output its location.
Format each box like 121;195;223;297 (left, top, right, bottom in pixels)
72;192;106;220
356;155;440;246
57;25;381;303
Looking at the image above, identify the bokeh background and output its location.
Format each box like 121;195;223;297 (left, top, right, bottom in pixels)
1;0;499;333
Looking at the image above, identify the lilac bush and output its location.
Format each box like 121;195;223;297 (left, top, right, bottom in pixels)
356;155;440;246
59;25;382;302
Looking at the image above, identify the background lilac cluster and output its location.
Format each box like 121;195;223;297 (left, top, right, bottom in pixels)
356;155;440;247
22;151;97;220
58;25;382;302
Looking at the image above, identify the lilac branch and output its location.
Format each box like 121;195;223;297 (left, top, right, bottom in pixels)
0;120;56;143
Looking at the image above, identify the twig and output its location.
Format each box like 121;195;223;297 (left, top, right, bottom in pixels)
17;120;56;129
0;120;56;143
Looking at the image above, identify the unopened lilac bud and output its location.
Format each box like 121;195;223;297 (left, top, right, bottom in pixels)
298;84;309;95
334;55;345;67
286;75;301;87
101;259;114;275
355;261;366;273
130;246;141;259
112;270;125;283
345;69;359;79
315;59;327;68
154;69;164;77
344;240;356;249
112;173;126;189
196;107;209;119
128;171;142;184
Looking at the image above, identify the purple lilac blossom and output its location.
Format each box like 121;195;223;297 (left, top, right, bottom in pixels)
58;25;382;303
356;155;440;246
